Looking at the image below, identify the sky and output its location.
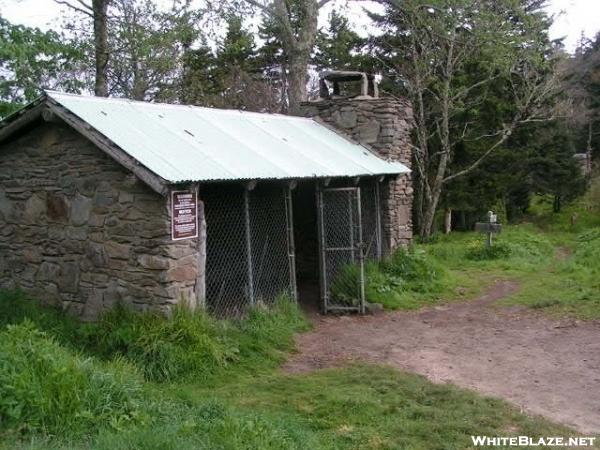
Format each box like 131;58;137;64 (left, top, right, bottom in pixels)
0;0;599;53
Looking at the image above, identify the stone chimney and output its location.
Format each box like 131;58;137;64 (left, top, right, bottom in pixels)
302;71;414;249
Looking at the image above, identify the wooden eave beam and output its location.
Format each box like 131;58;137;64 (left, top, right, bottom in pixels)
0;102;45;144
46;100;169;196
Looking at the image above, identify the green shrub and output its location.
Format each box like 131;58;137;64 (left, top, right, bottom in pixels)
466;240;512;260
380;248;443;290
0;321;142;436
576;227;600;243
329;248;447;310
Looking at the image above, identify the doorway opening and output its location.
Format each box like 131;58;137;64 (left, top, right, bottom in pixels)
291;181;321;313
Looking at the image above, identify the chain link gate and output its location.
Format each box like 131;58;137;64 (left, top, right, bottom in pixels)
317;186;366;314
360;179;383;262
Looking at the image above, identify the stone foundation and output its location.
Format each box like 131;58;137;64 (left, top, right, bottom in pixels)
0;122;201;319
301;97;414;248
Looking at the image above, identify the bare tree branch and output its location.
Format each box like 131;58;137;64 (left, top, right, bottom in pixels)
54;0;93;17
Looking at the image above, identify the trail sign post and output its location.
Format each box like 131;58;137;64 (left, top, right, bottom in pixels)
475;211;501;247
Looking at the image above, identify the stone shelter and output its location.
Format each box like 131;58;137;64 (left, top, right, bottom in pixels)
0;89;412;319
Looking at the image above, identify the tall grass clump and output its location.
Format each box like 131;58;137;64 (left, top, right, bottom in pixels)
0;290;79;341
370;247;448;309
80;297;308;382
0;321;142;437
231;297;310;369
0;292;308;383
80;304;240;383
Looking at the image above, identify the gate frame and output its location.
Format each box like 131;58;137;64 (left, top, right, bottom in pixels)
316;181;366;314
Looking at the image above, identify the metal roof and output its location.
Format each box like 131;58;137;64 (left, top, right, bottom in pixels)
45;91;409;184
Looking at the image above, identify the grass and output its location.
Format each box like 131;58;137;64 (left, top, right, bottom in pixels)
0;292;309;383
528;176;600;233
420;221;600;320
0;321;143;437
1;361;577;449
328;223;562;313
0;290;584;449
172;365;574;450
499;227;600;319
330;247;468;311
492;177;600;319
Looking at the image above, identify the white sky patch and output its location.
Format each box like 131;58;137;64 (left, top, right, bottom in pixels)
1;0;599;53
546;0;600;51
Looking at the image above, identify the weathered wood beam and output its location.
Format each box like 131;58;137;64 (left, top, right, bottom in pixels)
47;100;169;196
0;103;45;144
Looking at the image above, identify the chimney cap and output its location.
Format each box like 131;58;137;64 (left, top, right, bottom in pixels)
319;70;375;82
318;70;379;99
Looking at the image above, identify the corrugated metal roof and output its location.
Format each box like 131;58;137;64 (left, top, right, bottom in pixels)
46;91;409;184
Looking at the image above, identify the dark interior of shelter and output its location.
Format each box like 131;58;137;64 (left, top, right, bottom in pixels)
292;181;320;312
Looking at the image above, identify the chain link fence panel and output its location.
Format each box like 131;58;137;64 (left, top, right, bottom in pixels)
249;184;294;304
359;179;383;262
202;183;293;317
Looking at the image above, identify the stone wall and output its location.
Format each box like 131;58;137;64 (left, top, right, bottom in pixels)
301;97;414;249
0;122;202;319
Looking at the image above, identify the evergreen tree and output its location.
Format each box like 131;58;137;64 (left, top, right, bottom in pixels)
256;10;288;112
180;41;219;105
181;15;279;111
313;11;366;72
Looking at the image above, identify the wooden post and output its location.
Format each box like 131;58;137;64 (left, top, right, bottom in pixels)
284;184;298;301
355;188;366;314
316;181;328;314
195;184;207;309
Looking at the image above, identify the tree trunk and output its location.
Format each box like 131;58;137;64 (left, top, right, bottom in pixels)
421;65;452;239
413;174;424;234
287;52;308;115
420;150;449;239
444;208;452;234
92;0;109;97
553;195;561;213
269;0;319;116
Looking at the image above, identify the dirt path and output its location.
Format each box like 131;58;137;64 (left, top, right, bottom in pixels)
285;280;600;433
